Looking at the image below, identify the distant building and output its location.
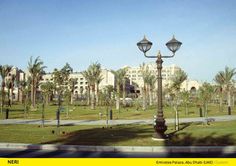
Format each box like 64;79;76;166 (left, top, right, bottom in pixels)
125;63;201;92
40;69;115;95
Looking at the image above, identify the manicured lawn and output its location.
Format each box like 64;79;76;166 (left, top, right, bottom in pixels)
0;121;236;146
0;103;234;120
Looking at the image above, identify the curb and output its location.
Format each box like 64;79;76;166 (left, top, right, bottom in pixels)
0;143;236;154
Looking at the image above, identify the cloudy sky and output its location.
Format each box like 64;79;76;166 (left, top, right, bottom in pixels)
0;0;236;82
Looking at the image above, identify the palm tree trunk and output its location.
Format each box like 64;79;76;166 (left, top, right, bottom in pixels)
91;85;95;110
17;86;20;102
219;92;223;112
96;83;99;106
122;80;126;106
33;84;36;109
149;86;153;106
116;84;120;110
86;86;90;106
10;83;13;105
31;80;34;108
19;88;22;103
7;88;10;107
1;83;5;114
227;91;231;114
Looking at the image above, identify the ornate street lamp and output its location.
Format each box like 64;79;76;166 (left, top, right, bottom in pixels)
137;35;182;140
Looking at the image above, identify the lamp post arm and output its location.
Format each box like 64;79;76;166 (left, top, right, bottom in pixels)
144;52;175;59
161;53;175;58
143;52;158;59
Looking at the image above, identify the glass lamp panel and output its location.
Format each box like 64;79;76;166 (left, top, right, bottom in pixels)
166;36;182;54
137;36;152;53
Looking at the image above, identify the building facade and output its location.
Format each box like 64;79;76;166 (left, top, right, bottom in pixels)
40;69;115;95
125;63;201;92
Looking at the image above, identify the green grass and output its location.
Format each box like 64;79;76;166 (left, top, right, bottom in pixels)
0;121;236;146
0;103;234;120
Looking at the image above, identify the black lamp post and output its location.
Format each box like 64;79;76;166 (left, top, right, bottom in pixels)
137;35;182;140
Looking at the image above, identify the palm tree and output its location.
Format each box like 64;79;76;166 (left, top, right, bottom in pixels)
82;71;91;106
5;79;11;107
214;66;236;114
198;82;214;123
9;73;16;106
22;77;31;118
82;62;102;110
232;80;236;109
0;65;12;114
40;81;54;105
28;56;46;109
17;80;25;103
111;68;127;111
140;64;151;111
169;69;187;130
68;78;78;105
147;74;156;106
96;75;103;106
214;72;225;112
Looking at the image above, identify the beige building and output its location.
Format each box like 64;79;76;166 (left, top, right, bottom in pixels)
40;69;115;95
125;63;201;91
126;63;182;88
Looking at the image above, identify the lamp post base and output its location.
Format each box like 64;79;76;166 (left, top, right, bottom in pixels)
152;132;168;141
152;137;166;141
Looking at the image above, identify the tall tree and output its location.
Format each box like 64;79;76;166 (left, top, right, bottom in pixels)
52;63;73;106
68;78;78;105
0;65;12;114
111;68;127;110
121;69;128;106
28;56;46;109
169;69;187;130
5;79;11;107
9;73;16;106
40;81;54;105
214;66;236;114
214;72;225;112
147;74;156;106
82;62;102;110
198;82;214;123
96;75;103;106
140;64;151;111
22;77;31;118
82;71;91;106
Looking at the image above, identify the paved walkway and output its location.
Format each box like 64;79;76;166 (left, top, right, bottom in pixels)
0;115;235;125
